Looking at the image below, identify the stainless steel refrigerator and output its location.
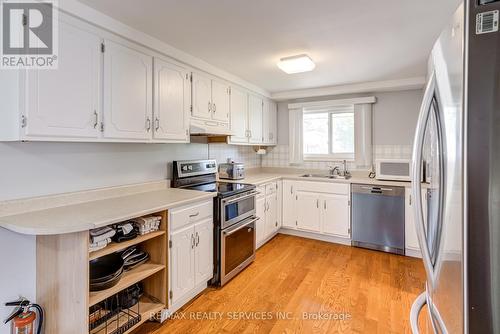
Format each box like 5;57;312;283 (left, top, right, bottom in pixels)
410;0;500;333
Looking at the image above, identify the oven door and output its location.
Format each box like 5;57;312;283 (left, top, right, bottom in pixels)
220;216;257;286
221;191;257;229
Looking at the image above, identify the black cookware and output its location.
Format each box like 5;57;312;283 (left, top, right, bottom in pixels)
89;252;124;291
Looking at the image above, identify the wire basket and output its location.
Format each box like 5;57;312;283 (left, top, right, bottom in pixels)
89;284;142;334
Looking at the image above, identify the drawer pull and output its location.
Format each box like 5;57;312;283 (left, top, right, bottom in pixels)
189;212;200;218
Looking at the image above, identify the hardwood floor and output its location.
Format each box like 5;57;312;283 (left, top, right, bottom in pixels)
134;234;428;334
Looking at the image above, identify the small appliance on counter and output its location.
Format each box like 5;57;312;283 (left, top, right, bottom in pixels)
218;161;245;180
375;159;411;181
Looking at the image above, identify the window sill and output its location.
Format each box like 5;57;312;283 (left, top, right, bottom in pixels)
303;155;355;162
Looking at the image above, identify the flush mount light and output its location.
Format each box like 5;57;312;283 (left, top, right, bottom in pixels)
277;54;315;74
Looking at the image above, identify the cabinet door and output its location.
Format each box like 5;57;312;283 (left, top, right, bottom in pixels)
405;188;428;251
170;225;195;305
24;17;101;139
266;193;278;236
248;94;263;144
282;180;297;228
229;86;249;143
322;194;350;237
276;181;283;229
103;39;152;140
211;80;230;123
262;99;277;144
256;196;266;245
296;191;321;232
153;58;190;142
194;219;213;284
191;72;212;120
268;100;278;145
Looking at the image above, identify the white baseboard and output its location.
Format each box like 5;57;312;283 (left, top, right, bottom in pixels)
278;228;351;246
405;248;422;258
257;231;279;249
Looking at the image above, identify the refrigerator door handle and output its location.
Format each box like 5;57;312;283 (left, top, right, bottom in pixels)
410;292;427;334
411;71;436;283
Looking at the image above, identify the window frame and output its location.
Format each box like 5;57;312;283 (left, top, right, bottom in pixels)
302;107;355;162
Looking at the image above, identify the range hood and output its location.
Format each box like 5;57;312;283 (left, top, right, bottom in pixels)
189;119;234;137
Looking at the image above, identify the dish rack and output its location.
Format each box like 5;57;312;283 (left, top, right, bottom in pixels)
89;290;141;334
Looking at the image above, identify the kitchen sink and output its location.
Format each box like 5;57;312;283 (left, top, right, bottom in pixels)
300;174;351;180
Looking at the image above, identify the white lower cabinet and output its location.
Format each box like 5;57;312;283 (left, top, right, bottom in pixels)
169;201;213;311
282;180;351;242
322;193;350;237
405;187;427;257
256;182;280;247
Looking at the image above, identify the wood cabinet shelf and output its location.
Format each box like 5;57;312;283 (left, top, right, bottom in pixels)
89;231;166;261
89;263;165;307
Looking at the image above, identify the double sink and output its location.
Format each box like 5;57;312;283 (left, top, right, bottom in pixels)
300;174;352;180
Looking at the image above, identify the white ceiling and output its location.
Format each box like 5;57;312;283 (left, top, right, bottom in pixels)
78;0;460;94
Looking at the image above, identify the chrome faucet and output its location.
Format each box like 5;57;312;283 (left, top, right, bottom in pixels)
329;166;340;176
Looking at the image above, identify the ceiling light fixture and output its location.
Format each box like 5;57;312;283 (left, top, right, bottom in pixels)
277;54;315;74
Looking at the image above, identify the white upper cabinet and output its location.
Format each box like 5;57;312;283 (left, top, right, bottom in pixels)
23;16;102;139
248;94;263;144
211;80;230;123
191;72;212;120
263;100;277;145
103;39;153;140
153;57;190;142
229;86;249;143
322;193;350;237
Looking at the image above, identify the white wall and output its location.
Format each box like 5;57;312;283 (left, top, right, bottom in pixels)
0;142;262;202
267;89;423;169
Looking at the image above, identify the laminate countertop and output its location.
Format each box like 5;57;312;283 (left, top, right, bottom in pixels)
221;168;416;188
0;187;216;236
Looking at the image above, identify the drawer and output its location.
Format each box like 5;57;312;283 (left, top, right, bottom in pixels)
170;200;213;231
256;185;266;198
265;182;277;195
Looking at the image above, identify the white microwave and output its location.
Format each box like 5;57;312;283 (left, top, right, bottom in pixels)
375;159;412;181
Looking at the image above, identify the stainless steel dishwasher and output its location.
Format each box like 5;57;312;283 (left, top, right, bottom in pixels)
351;184;405;255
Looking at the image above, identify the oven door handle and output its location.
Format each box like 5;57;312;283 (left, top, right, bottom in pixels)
223;217;259;236
223;191;259;205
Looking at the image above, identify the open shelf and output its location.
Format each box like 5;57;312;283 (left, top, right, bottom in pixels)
89;231;166;261
89;262;165;307
90;295;164;334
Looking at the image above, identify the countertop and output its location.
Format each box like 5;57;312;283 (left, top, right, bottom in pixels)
221;168;414;188
0;188;216;235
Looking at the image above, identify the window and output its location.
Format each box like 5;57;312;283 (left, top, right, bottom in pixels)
303;107;355;160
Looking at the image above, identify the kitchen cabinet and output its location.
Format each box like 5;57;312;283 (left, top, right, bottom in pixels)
229;86;249;143
263;100;278;145
103;39;153;140
405;188;427;256
191;72;230;123
169;200;213;310
248;94;263;144
22;15;102;140
170;224;196;304
282;180;297;228
256;182;280;247
153;57;190;142
322;193;350;237
295;190;321;232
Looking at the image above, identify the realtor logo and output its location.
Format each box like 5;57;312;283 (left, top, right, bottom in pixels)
1;0;58;69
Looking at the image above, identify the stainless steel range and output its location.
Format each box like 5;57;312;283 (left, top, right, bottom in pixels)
171;159;258;286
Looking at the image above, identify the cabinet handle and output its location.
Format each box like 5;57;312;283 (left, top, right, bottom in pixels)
409;194;412;205
93;111;98;129
324;200;326;210
290;186;293;194
208;102;212;112
189;212;200;218
213;103;217;113
196;232;200;246
155;117;160;131
316;199;319;208
146;118;151;132
191;234;195;249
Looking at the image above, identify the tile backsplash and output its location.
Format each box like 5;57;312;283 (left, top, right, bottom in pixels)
261;144;412;171
208;143;261;168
